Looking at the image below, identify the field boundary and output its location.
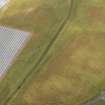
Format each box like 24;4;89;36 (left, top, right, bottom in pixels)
2;0;76;105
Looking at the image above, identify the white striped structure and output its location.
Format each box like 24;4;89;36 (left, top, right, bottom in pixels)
0;26;30;76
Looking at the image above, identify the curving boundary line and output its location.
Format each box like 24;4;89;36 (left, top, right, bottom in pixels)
3;0;76;105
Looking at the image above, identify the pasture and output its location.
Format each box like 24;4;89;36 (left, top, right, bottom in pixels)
0;0;70;105
0;0;105;105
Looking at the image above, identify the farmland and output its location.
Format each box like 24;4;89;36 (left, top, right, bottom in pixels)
95;101;105;105
0;0;70;105
0;0;105;105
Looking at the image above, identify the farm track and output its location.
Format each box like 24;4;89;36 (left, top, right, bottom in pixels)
3;0;76;105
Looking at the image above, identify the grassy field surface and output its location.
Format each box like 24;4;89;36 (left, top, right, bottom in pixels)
0;0;105;105
0;0;70;105
95;100;105;105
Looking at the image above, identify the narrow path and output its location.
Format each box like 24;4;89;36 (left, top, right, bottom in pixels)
83;91;105;105
3;0;76;105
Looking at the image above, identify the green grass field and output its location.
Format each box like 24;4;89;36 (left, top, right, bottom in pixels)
95;100;105;105
0;0;70;105
0;0;105;105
